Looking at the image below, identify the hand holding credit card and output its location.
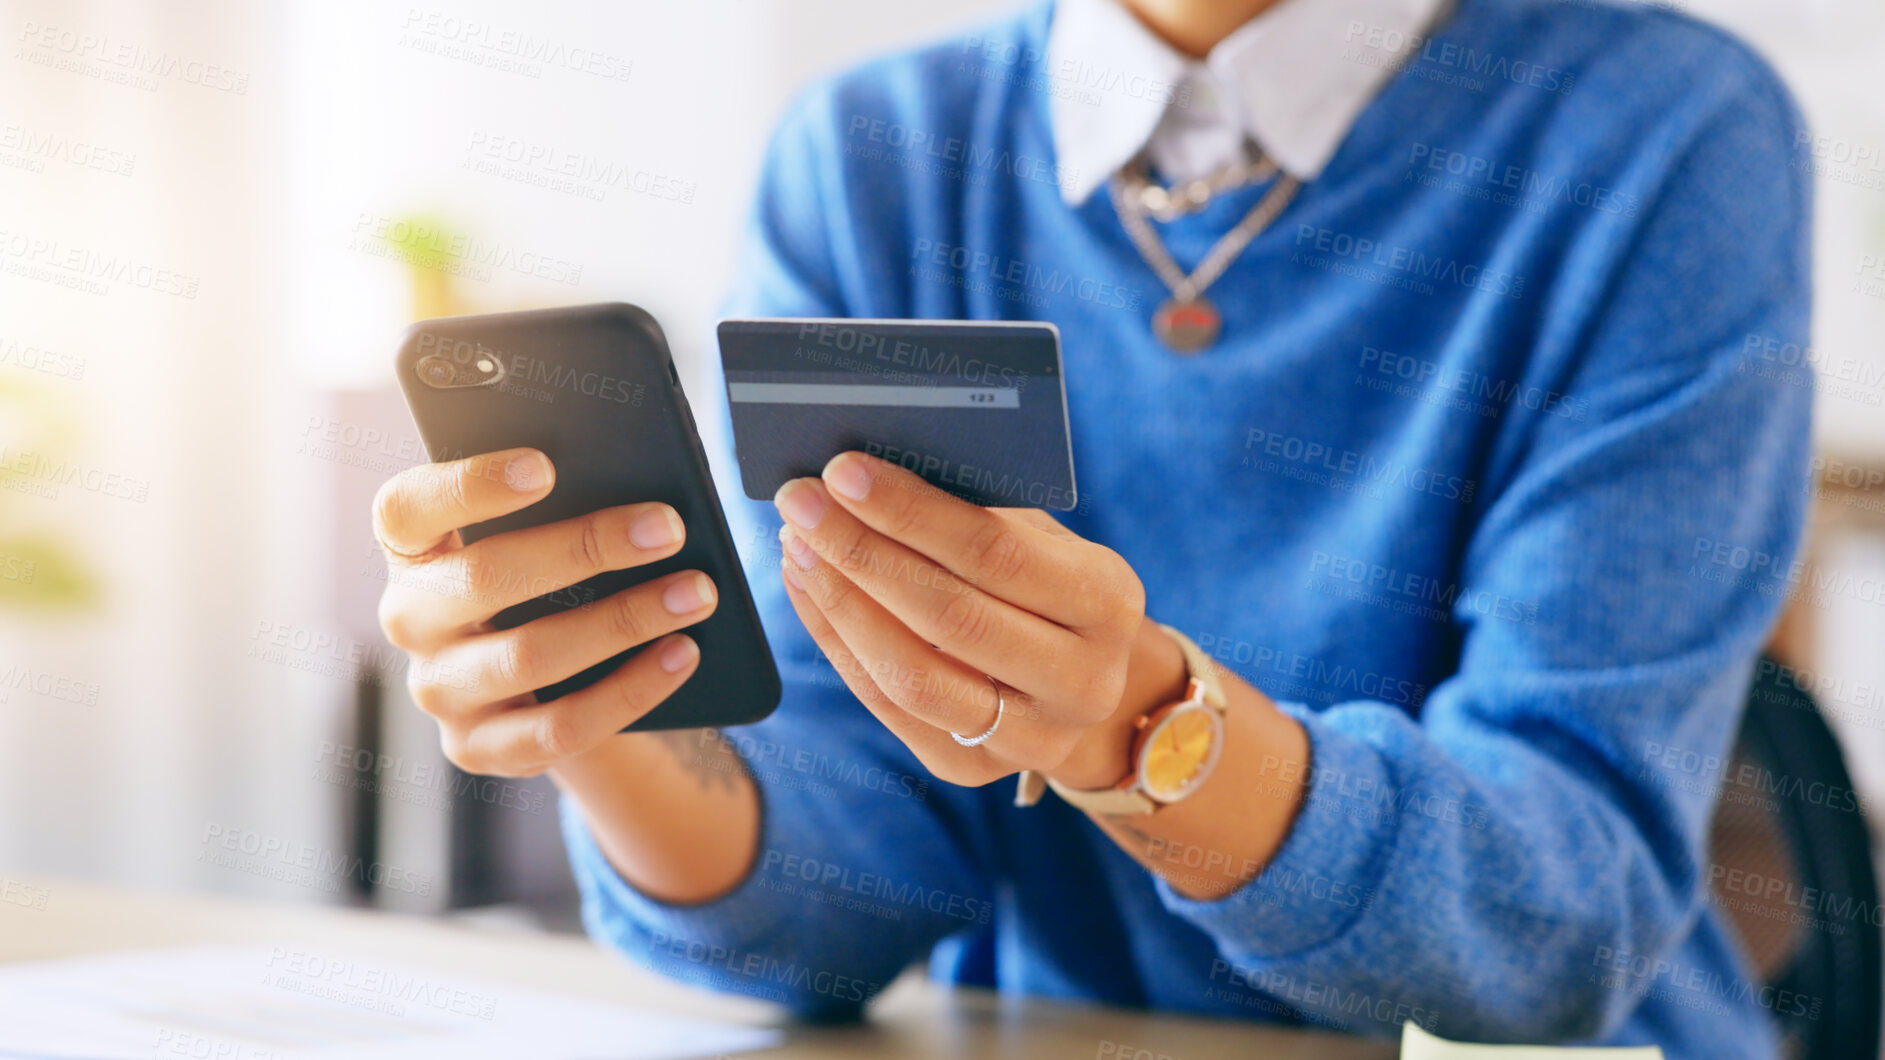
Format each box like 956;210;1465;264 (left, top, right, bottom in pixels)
716;318;1077;511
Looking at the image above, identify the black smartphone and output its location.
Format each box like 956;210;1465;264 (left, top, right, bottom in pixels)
394;302;780;731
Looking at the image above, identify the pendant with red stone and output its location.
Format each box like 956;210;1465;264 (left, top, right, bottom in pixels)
1152;296;1220;353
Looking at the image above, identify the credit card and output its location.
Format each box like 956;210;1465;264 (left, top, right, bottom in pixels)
716;318;1077;511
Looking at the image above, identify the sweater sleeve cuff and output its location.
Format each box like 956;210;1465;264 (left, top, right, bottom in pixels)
559;793;792;958
1154;701;1400;960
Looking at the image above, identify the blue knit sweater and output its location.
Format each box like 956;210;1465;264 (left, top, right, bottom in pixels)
561;0;1813;1054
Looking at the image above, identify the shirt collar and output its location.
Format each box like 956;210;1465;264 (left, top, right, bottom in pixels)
1046;0;1452;206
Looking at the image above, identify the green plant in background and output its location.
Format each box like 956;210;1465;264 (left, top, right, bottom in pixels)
377;211;466;322
0;373;97;610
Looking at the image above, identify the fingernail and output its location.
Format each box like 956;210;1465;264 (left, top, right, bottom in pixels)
663;572;714;614
782;561;805;591
784;531;818;570
504;452;547;492
774;479;826;529
630;507;681;550
823;454;872;502
657;635;698;673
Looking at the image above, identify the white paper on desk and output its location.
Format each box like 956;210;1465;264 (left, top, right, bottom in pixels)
0;944;781;1060
1403;1023;1664;1059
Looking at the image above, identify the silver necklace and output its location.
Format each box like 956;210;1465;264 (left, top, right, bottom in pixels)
1111;156;1301;353
1117;153;1280;223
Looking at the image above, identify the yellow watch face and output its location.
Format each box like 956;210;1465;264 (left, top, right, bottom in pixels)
1141;706;1219;801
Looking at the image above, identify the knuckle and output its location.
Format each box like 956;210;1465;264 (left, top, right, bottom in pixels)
1034;726;1086;772
370;477;404;537
1001;685;1040;725
437;460;472;515
1065;549;1142;628
965;521;1026;584
378;595;419;651
534;708;586;761
831;528;873;577
897;667;950;722
880;483;928;540
1072;669;1127;722
490;633;540;691
810;567;857;617
573;514;613;573
406;668;445;715
455;547;494;599
934;589;992;650
837;655;883;698
606;589;656;646
438;728;481;774
1106;554;1147;618
374;497;422;560
606;667;655;721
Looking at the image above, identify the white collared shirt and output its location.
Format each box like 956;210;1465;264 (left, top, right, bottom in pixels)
1047;0;1453;205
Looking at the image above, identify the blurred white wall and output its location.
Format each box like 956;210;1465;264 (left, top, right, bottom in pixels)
1;0;292;892
3;0;1884;906
0;0;1015;901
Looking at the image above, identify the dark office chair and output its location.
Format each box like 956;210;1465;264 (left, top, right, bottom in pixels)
1707;657;1881;1060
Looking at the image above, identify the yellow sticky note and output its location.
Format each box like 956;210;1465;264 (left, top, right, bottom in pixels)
1402;1023;1665;1059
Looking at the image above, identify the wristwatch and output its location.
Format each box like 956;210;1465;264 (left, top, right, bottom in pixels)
1014;623;1226;816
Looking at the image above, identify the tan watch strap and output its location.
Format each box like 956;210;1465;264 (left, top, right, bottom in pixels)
1013;623;1225;814
1158;621;1226;708
1043;776;1159;815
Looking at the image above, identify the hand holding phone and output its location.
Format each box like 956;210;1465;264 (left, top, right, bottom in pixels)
380;304;780;779
372;447;718;775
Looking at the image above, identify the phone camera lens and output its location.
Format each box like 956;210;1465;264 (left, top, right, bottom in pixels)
417;355;456;387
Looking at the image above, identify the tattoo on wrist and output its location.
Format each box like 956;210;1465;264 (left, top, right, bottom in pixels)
653;729;749;792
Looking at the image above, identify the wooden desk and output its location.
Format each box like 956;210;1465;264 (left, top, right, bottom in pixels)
0;874;1396;1060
